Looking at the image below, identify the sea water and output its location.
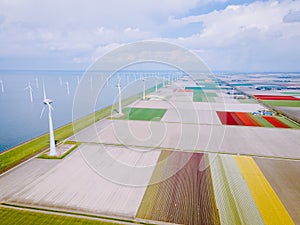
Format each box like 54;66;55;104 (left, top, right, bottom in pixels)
0;70;176;152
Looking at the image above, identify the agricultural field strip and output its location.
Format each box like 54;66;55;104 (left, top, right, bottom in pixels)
235;156;294;225
0;159;60;201
216;111;299;128
70;141;300;161
7;146;161;218
136;151;220;225
126;99;263;112
84;120;300;159
208;154;264;224
254;158;300;224
0;204;125;225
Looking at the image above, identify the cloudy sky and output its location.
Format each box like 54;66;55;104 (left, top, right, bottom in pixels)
0;0;299;71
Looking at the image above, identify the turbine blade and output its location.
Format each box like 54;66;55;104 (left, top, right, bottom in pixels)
46;102;54;111
43;82;46;99
40;107;45;118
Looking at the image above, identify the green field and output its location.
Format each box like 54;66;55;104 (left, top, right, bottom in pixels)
186;85;220;91
193;90;217;102
238;98;257;104
249;115;274;128
281;92;300;96
120;108;167;121
263;100;300;107
0;207;117;225
275;116;300;129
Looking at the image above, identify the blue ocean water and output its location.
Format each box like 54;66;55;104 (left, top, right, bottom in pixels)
0;70;176;152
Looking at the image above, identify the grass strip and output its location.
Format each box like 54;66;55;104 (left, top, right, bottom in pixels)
275;116;300;129
263;100;300;107
237;98;257;104
0;205;117;225
250;115;275;128
1;203;155;225
280;92;300;96
37;143;80;159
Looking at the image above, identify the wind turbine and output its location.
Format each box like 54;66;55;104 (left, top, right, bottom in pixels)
116;79;122;114
41;83;57;156
0;80;4;93
59;76;63;86
34;77;39;88
65;81;70;95
90;76;93;90
142;78;146;100
155;77;158;92
24;82;33;103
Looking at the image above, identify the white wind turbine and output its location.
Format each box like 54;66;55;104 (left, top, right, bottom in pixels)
24;82;33;103
142;78;146;100
41;83;57;156
59;76;63;87
116;78;122;114
34;77;39;88
0;80;4;93
90;76;93;90
65;81;70;95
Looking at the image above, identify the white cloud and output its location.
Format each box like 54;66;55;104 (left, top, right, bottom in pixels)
0;0;299;71
168;0;300;71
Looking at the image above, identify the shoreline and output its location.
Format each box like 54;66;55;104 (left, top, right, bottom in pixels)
0;83;161;174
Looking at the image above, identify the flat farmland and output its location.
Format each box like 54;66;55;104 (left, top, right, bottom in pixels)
254;158;300;224
137;151;220;225
7;145;161;218
235;156;294;225
161;109;221;125
77;119;300;158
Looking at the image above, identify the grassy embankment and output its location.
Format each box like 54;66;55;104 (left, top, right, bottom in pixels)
0;84;160;173
0;206;118;225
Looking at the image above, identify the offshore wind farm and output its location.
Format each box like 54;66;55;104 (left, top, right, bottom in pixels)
0;69;173;152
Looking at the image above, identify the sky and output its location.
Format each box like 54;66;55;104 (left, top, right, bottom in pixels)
0;0;299;72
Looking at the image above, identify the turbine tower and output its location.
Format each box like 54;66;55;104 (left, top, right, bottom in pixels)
34;77;39;88
142;78;146;100
41;83;57;156
65;81;70;95
155;77;158;92
24;82;33;103
116;79;122;114
59;76;63;86
0;80;4;93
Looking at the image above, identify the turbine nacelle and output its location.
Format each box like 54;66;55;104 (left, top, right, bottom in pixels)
43;98;53;105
